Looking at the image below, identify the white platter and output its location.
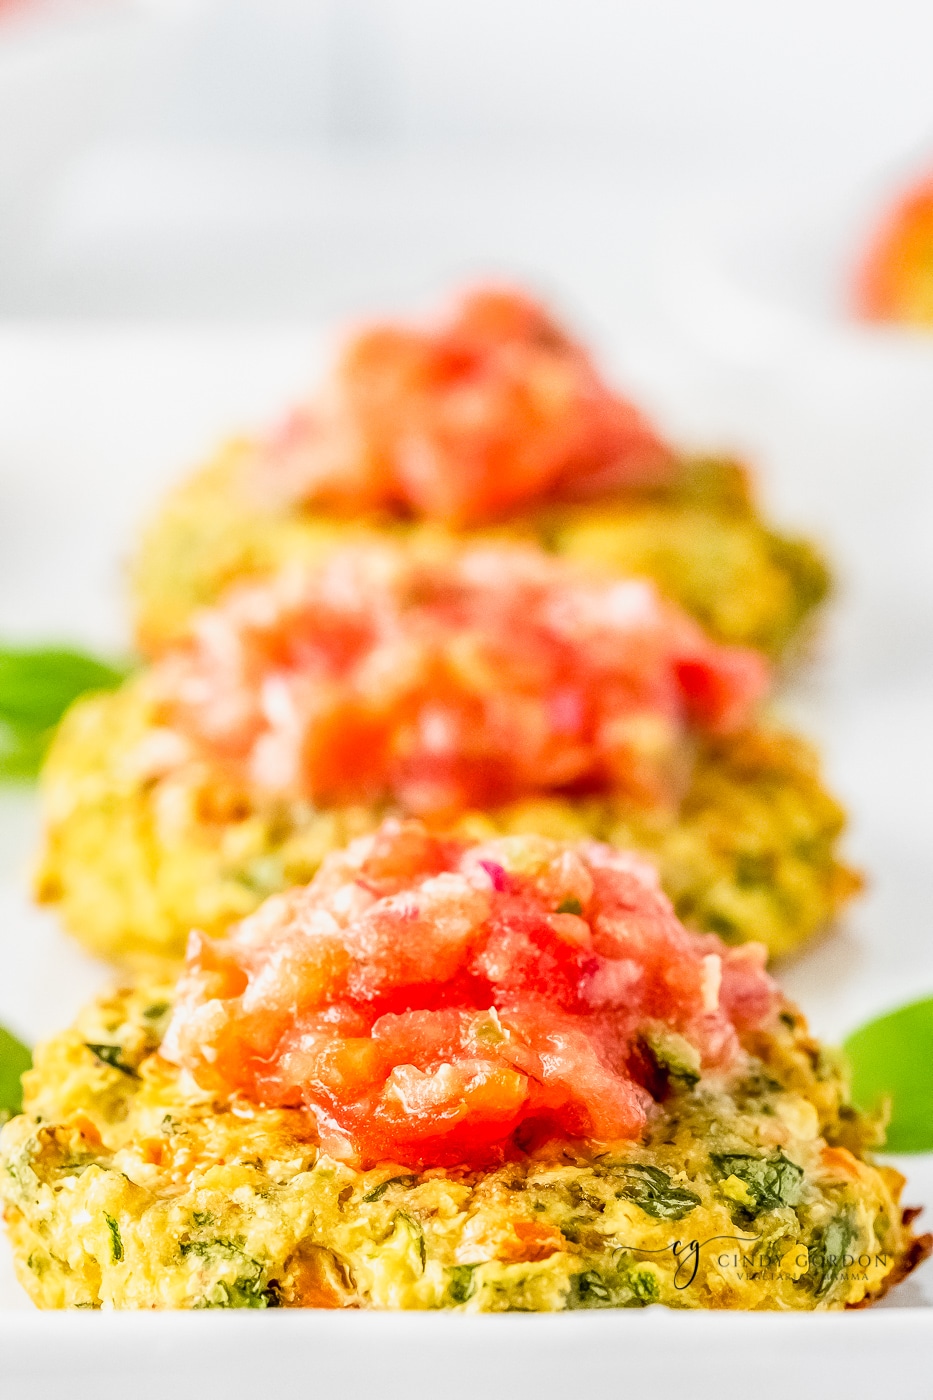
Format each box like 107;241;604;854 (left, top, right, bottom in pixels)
0;322;931;1397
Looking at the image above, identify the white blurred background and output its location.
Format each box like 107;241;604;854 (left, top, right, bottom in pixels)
2;0;933;322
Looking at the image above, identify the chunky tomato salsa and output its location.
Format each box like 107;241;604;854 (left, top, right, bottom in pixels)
154;542;769;816
163;821;777;1169
261;287;673;523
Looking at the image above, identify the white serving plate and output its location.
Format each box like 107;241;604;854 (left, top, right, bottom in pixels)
0;322;930;1397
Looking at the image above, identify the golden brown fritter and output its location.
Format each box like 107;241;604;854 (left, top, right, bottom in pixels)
131;452;829;660
1;982;924;1311
35;680;858;965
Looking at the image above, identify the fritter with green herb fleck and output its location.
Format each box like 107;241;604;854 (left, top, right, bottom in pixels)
130;287;828;660
36;543;856;966
2;827;925;1310
1;981;923;1311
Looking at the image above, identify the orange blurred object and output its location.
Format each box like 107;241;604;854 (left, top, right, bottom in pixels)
263;287;674;524
855;176;933;325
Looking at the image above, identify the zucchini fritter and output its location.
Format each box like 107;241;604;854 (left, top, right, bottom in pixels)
131;450;828;660
35;680;858;964
1;982;925;1311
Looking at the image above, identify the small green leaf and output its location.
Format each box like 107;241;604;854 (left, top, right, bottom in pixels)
0;645;128;780
844;996;933;1152
0;1025;32;1119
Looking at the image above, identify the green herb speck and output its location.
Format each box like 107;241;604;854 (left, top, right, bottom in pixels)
362;1174;419;1203
613;1163;700;1220
556;897;583;916
447;1265;478;1304
710;1151;803;1216
104;1213;123;1263
85;1043;139;1078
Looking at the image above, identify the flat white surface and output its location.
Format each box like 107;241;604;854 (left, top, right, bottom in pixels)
3;1309;933;1400
0;321;931;1392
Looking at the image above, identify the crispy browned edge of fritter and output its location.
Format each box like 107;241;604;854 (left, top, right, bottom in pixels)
847;1210;932;1309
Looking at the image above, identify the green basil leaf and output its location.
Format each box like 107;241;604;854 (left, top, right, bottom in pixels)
0;719;51;780
0;647;126;728
0;1024;32;1119
0;645;128;780
844;996;933;1152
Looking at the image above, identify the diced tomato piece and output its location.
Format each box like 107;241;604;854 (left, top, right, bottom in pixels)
675;650;769;733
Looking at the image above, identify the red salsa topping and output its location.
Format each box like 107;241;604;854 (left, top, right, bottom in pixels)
154;542;769;816
163;821;777;1169
261;286;673;524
